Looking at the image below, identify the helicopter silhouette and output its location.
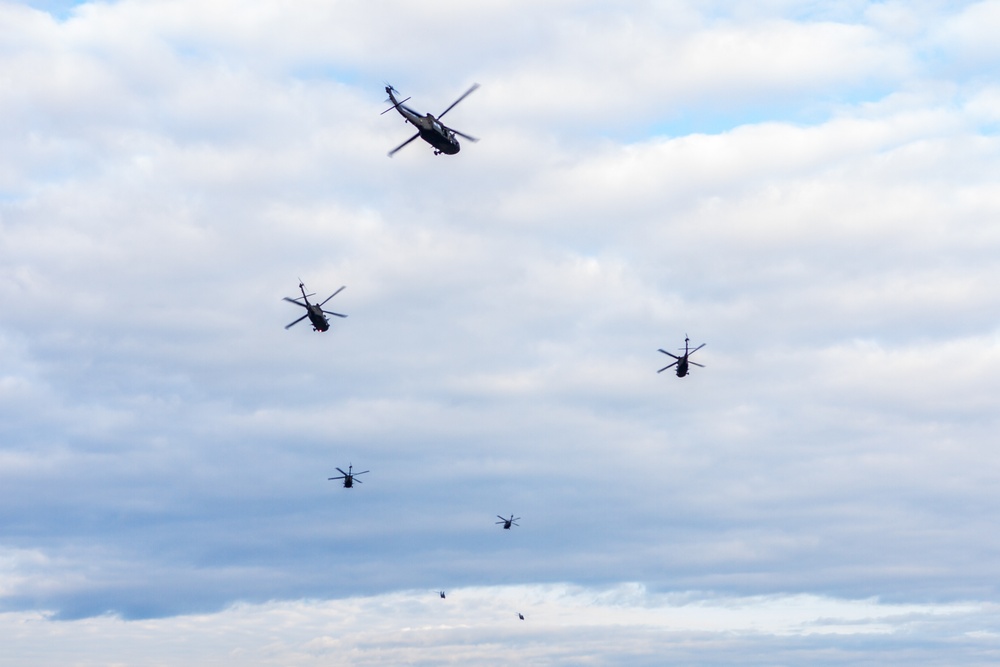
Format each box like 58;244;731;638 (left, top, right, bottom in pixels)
439;591;446;599
283;282;347;332
657;336;705;377
382;84;479;156
328;464;368;488
496;515;520;530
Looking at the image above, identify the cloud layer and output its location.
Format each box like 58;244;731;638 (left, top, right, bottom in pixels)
4;585;1000;667
3;0;1000;662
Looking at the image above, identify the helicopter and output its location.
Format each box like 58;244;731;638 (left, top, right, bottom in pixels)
382;83;479;156
328;464;368;488
439;591;446;599
496;515;520;530
657;336;705;377
283;282;347;332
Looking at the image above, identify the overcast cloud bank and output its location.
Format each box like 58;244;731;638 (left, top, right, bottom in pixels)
4;585;1000;666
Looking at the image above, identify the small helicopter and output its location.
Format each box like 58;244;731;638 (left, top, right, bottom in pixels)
439;591;446;599
283;282;347;332
518;612;525;620
382;83;479;156
496;515;520;530
328;464;368;488
657;336;705;377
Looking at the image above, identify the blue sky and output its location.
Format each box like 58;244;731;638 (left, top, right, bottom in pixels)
2;0;1000;663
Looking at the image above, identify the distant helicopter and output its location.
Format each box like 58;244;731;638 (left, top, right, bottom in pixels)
439;591;446;599
496;515;520;530
328;464;368;488
518;612;524;620
283;282;347;332
657;336;705;377
382;84;479;156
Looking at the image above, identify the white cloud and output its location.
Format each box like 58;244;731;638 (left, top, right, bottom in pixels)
935;0;1000;65
1;586;995;666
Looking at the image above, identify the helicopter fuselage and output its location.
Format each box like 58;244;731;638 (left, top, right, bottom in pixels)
417;123;460;155
306;304;330;332
284;282;346;333
496;514;519;529
657;338;704;377
386;88;461;155
330;465;367;488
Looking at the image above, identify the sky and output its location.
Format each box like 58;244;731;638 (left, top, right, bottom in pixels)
2;0;1000;663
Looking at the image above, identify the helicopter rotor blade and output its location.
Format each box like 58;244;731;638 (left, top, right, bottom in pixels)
336;468;348;476
388;132;420;157
657;362;678;373
328;475;346;480
658;349;680;359
437;83;479;119
689;361;705;368
353;470;369;476
283;297;308;307
448;127;479;143
284;314;308;330
689;343;706;354
380;96;411;115
319;286;346;306
322;310;348;318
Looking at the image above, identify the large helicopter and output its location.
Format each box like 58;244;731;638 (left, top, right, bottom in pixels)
382;84;479;156
283;282;347;332
496;515;520;530
328;464;368;488
657;336;705;377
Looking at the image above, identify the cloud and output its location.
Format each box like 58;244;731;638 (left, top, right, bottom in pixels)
2;586;997;666
2;6;1000;667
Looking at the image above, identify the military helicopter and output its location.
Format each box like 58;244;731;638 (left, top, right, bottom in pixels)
496;515;520;530
439;591;446;599
657;336;705;377
328;464;368;488
283;282;347;332
382;83;479;156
